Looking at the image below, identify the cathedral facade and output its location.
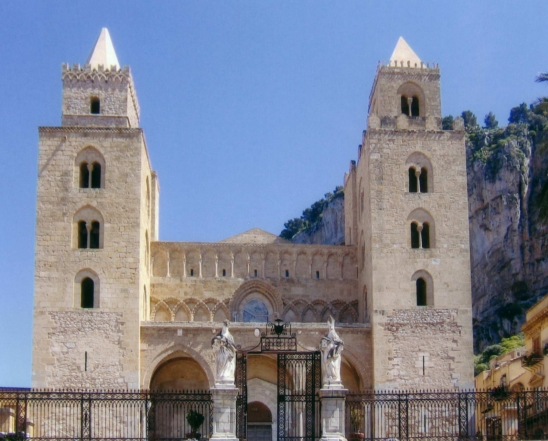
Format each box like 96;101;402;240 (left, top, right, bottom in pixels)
31;30;474;400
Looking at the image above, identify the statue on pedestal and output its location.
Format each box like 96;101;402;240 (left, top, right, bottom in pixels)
319;316;344;388
211;320;237;386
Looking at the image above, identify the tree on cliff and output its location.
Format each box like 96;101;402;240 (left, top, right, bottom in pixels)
536;72;548;83
461;110;478;129
484;112;498;129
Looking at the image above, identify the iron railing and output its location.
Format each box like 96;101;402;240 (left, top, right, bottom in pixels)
0;389;212;440
346;388;548;441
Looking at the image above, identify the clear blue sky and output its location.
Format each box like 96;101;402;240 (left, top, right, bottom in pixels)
1;1;547;387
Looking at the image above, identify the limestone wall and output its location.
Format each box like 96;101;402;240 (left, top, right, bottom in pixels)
32;127;152;389
61;65;139;128
149;242;359;325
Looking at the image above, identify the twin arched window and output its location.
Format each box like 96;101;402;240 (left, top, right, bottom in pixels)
76;147;105;189
78;220;100;249
410;221;430;249
74;206;104;249
407;209;435;249
406;152;432;193
408;166;428;193
401;95;420;117
79;162;102;188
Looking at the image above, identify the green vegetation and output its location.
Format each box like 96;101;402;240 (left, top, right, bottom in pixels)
474;333;525;376
280;186;344;240
187;409;205;433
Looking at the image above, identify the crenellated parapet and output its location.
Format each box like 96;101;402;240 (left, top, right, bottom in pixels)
61;63;140;128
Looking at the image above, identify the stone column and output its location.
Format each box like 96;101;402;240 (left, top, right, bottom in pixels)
211;387;239;441
415;168;421;193
319;388;348;441
182;254;187;278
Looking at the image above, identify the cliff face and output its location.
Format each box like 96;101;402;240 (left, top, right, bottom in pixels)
467;122;548;351
291;195;345;245
290;108;548;352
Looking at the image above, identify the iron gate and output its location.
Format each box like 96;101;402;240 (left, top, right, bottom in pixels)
277;352;321;441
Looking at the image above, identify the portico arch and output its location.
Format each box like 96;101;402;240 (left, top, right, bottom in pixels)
143;345;215;389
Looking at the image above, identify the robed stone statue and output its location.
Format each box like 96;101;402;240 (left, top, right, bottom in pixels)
319;316;344;388
211;320;237;386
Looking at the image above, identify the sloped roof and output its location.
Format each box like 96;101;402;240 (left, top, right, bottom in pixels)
220;228;290;244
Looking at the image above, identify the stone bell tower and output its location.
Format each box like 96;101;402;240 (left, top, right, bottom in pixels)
32;28;158;389
345;37;474;390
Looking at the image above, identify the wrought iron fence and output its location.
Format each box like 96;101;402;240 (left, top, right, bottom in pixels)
346;389;548;441
0;389;212;440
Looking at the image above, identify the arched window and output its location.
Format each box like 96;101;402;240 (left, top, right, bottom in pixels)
398;82;425;117
419;167;428;192
421;222;430;249
78;221;88;249
407;208;435;249
410;222;420;248
411;270;434;307
76;147;105;189
408;167;418;193
81;277;94;308
406;152;433;193
89;221;100;249
401;95;410;115
411;95;420;117
243;299;269;322
80;163;90;188
416;278;427;306
75;269;99;308
73;206;104;249
90;97;100;114
91;163;101;188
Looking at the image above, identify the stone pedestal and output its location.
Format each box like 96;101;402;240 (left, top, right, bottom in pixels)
211;387;239;441
319;387;348;441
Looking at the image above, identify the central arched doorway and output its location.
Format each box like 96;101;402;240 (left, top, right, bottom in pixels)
150;356;209;390
247;401;272;441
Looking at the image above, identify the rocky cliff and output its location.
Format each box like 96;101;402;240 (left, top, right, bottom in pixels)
287;101;548;352
291;195;345;245
467;106;548;351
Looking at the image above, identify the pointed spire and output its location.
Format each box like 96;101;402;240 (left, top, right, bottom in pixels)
86;28;120;70
389;37;421;66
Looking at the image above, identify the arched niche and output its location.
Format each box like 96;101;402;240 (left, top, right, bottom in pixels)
295;252;309;278
342;253;356;280
202;250;216;278
152;249;168;277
